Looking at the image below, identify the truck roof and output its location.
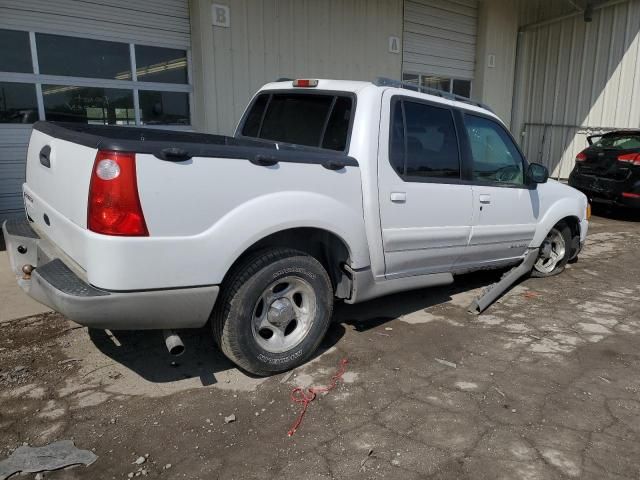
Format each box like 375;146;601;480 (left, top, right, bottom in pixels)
260;78;498;120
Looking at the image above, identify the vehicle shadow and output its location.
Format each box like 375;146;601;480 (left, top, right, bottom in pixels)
591;204;640;222
88;322;347;385
87;269;503;384
334;269;502;330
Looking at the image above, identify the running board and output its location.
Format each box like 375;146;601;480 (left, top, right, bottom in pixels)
467;249;538;315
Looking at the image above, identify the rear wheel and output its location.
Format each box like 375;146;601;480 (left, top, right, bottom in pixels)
211;248;333;376
532;223;572;277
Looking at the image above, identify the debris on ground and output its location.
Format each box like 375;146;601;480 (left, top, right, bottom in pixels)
0;440;97;479
133;456;146;465
435;358;457;368
224;414;236;424
279;371;294;384
287;358;349;436
359;448;374;472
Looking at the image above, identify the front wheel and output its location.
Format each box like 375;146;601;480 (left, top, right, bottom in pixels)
531;223;572;277
211;248;334;376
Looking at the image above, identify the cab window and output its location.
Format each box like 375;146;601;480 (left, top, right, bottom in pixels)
389;99;461;180
464;114;524;185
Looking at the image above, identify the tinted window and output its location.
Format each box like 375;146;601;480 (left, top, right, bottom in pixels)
135;45;188;84
389;101;406;175
259;94;333;147
390;99;461;180
322;97;352;151
0;82;38;123
452;79;471;98
139;91;190;125
242;94;269;137
465;114;524;185
242;93;353;151
43;85;134;125
37;33;130;80
0;29;32;73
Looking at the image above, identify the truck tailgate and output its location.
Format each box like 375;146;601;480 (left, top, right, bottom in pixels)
24;128;97;269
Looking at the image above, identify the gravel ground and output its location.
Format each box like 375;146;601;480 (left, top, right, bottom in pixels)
1;207;640;479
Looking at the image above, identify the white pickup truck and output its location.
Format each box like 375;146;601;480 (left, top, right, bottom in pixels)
3;78;589;375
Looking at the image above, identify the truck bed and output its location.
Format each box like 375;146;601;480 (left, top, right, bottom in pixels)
32;122;358;167
22;121;366;291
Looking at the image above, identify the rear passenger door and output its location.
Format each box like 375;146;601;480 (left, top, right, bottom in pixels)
378;93;474;278
459;113;538;268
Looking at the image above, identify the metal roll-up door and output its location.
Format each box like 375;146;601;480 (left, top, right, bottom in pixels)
403;0;478;81
0;0;191;224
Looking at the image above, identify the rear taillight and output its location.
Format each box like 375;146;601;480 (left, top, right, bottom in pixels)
575;151;587;162
617;153;640;165
88;150;148;236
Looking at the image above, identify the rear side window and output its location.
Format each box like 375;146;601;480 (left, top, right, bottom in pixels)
241;93;352;151
389;99;461;180
593;133;640;150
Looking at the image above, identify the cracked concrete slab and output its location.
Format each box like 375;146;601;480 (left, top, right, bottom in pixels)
1;209;640;479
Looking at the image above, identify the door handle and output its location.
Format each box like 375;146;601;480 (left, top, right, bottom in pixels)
390;192;406;203
479;194;491;204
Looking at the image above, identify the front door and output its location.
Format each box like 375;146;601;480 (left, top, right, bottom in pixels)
378;92;474;279
458;113;538;268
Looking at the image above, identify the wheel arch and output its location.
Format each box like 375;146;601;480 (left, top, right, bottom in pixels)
221;227;356;298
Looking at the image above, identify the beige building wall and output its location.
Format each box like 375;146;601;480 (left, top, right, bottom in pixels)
513;0;640;179
473;0;519;127
190;0;403;135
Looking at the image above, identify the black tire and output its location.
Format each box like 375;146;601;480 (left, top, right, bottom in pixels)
531;222;573;278
211;248;334;376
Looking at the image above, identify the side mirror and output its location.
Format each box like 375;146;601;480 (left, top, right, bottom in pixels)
528;163;549;184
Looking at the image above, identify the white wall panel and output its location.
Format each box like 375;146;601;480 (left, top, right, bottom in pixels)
403;0;478;79
190;0;403;136
0;0;190;48
512;0;640;179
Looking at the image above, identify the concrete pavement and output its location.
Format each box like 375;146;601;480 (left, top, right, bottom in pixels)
1;210;640;479
0;250;51;322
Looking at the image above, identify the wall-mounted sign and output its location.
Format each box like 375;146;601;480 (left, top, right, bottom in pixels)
487;54;496;68
388;36;400;54
212;4;230;27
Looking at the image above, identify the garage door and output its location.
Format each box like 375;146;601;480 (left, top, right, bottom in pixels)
402;0;478;97
0;0;191;224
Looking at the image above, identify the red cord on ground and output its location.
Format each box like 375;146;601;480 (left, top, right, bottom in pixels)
287;358;349;437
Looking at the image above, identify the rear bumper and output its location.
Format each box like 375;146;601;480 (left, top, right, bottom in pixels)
2;219;219;330
569;171;640;208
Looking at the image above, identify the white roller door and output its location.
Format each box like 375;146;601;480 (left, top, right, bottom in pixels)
403;0;478;80
0;0;191;223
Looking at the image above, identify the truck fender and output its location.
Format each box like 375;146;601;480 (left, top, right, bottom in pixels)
530;196;584;247
206;191;370;282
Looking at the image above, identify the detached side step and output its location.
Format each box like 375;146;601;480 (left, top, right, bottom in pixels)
467;249;538;315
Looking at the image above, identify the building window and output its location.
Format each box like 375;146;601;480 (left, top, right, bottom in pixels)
402;72;472;99
0;28;191;126
36;34;131;80
0;82;38;123
42;85;135;125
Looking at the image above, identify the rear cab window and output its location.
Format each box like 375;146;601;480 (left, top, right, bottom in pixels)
240;92;354;152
